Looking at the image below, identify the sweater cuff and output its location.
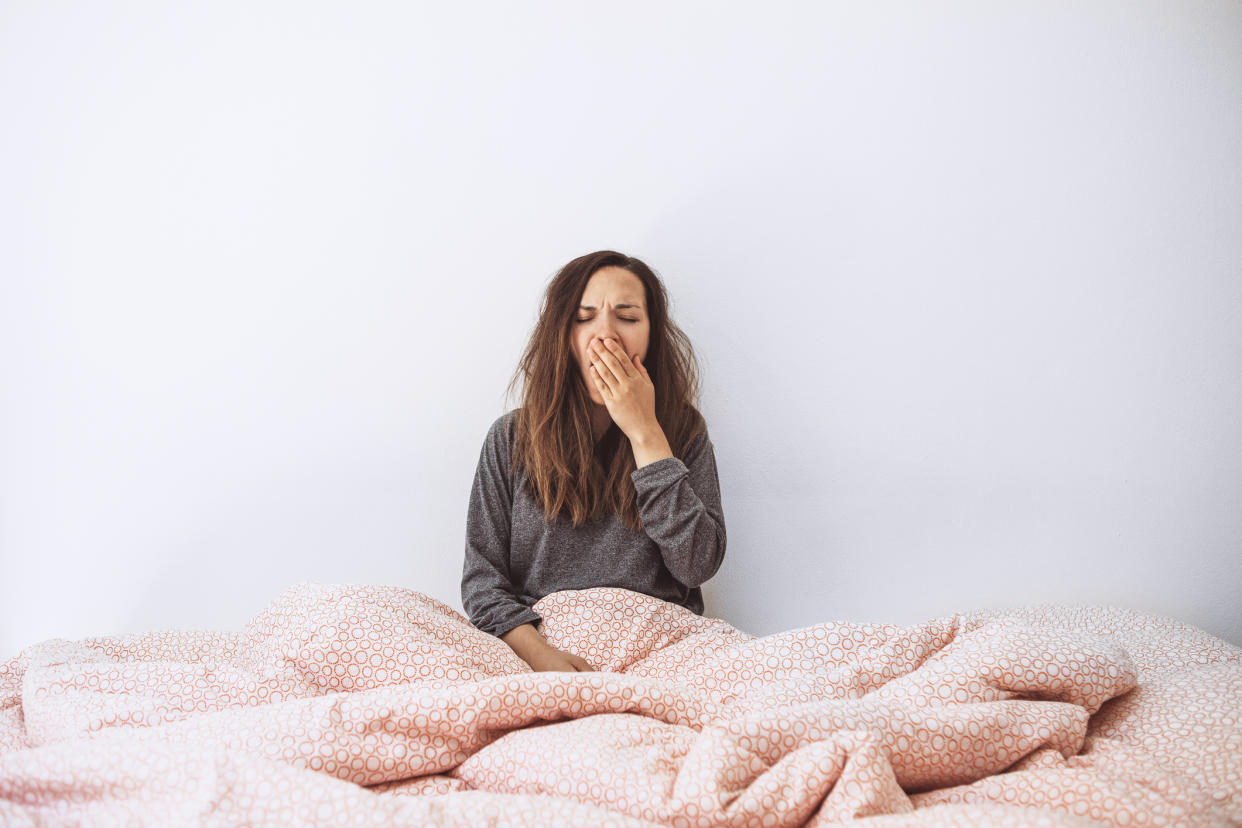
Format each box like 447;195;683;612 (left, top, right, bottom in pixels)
488;607;544;639
630;456;688;487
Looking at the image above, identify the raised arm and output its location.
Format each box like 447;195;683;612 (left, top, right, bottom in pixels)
629;429;727;588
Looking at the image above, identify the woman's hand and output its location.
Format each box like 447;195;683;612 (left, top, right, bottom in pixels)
524;642;596;672
587;337;657;440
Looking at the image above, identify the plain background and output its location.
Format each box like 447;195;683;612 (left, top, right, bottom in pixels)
2;2;1239;658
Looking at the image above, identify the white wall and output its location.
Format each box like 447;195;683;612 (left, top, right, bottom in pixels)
2;1;1239;656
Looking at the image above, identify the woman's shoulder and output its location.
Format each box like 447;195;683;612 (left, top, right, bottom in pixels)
481;408;524;459
486;407;521;435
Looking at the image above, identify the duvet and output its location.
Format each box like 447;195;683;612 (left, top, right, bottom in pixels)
0;582;1238;826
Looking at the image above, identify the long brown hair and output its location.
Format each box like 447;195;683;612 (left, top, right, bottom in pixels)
503;250;707;532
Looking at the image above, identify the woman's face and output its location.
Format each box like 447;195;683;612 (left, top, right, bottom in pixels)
572;266;650;405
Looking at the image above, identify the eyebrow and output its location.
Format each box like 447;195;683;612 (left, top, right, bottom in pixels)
578;304;643;311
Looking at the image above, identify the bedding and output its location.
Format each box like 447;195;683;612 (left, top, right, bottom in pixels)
0;582;1238;826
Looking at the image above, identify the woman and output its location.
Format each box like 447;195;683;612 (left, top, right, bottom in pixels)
460;251;727;672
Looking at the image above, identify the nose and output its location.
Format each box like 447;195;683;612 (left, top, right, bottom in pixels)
588;329;619;350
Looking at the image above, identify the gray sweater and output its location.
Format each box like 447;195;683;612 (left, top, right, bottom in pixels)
461;408;727;639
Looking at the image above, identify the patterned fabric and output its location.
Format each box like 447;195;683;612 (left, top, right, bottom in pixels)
0;582;1238;826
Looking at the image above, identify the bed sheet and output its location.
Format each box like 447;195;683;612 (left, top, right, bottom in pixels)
0;582;1238;826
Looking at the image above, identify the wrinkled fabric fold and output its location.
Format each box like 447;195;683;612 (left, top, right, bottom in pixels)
1;582;1238;826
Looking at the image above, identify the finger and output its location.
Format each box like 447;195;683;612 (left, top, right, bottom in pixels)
589;355;611;386
600;338;636;378
589;343;618;382
590;346;621;386
590;365;613;398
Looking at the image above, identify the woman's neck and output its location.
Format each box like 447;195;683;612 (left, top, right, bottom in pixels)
590;404;613;444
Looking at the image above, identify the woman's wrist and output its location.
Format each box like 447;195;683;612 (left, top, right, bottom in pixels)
499;623;549;661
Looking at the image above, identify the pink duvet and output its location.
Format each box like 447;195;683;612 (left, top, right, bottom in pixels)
1;582;1238;826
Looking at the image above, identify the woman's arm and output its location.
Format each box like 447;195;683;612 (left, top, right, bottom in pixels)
500;622;547;661
461;416;544;638
629;429;727;588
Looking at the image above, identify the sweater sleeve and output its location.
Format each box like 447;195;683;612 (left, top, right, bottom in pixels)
461;416;543;638
629;429;727;589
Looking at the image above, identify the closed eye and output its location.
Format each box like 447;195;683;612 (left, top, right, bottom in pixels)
577;317;638;323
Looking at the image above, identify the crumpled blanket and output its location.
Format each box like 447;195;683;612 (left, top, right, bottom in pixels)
0;582;1238;826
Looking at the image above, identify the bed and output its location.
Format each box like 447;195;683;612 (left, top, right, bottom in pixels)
1;581;1238;825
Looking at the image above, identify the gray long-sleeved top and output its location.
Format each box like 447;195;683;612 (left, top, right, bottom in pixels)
461;408;727;639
